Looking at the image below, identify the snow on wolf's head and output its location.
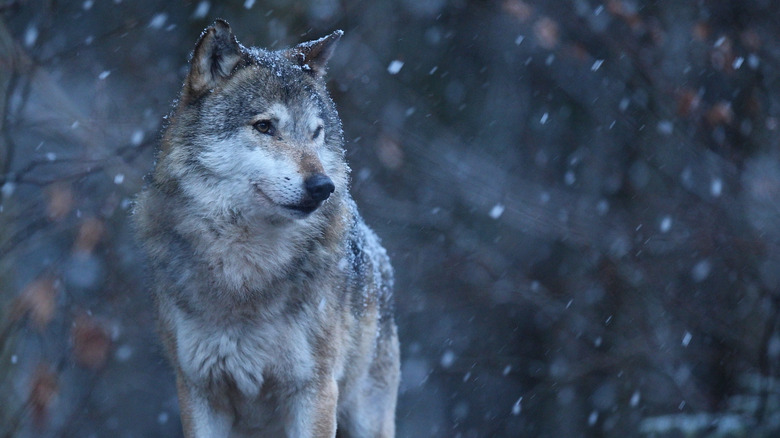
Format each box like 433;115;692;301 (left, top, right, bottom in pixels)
157;20;348;222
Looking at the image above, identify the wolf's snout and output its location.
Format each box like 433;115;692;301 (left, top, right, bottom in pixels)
305;174;335;202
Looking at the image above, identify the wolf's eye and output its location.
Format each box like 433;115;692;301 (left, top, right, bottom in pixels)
254;120;274;135
313;125;323;140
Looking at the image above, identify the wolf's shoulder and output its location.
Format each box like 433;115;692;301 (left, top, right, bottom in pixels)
340;201;393;309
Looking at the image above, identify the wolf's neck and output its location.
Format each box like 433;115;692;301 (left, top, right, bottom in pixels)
174;198;347;298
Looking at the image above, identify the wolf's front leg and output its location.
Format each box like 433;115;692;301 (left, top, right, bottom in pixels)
177;374;232;438
286;378;339;438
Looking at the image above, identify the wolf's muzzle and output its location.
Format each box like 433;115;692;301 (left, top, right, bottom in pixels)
305;174;335;203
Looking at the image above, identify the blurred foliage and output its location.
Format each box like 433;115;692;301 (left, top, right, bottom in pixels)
2;0;780;437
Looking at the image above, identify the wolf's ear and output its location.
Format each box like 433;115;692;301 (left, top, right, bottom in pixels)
186;19;243;98
285;30;343;78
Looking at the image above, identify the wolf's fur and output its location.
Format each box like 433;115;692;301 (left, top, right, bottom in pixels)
133;20;399;437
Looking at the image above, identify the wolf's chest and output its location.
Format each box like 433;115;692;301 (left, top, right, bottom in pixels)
172;309;316;398
199;225;308;293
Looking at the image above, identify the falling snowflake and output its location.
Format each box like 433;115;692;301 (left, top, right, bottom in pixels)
682;331;693;347
511;397;522;415
387;60;404;75
489;204;505;219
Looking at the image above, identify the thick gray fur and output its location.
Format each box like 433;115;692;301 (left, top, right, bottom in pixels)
133;19;399;438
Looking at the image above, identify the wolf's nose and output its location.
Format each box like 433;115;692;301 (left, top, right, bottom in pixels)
305;174;335;202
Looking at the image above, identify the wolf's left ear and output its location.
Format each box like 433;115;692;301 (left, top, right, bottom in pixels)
285;30;343;78
187;19;244;98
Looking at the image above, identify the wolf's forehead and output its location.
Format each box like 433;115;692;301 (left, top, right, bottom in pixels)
268;103;295;127
238;53;323;105
245;47;302;79
226;76;324;129
267;102;321;128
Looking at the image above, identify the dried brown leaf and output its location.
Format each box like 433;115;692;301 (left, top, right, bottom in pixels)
534;17;560;50
707;101;734;126
74;217;105;254
12;277;58;329
376;135;404;170
71;313;111;370
502;0;533;22
45;182;74;221
677;89;702;117
30;364;58;425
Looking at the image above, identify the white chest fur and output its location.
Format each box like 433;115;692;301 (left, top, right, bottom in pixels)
173;307;316;398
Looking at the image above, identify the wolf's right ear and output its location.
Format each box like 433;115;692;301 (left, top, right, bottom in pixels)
186;19;243;98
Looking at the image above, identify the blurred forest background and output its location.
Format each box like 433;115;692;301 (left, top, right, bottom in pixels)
2;0;780;437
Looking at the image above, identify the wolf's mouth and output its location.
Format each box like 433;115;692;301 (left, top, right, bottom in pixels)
282;201;320;215
251;183;321;216
252;183;274;203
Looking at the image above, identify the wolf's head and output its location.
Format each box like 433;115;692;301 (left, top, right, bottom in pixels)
156;20;348;223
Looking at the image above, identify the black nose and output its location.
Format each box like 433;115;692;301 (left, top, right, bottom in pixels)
305;174;335;203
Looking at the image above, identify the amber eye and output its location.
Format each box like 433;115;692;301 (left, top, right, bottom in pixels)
313;125;323;139
254;120;274;135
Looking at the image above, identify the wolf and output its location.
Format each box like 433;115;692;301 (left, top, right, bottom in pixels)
133;20;399;437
